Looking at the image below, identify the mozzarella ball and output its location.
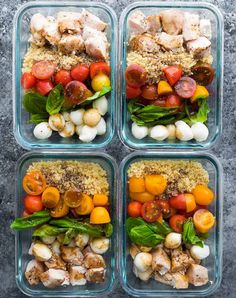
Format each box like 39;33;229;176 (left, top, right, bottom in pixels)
134;252;152;272
190;244;210;260
79;125;97;143
164;232;182;249
131;122;148;139
32;243;52;261
70;109;85;126
90;237;110;254
48;114;65;131
51;240;61;255
175;121;193;141
33;122;52;139
95;118;106;135
92;96;108;116
62;111;71;122
149;125;169;141
41;236;56;245
83;108;101;127
191;122;209;142
75;234;89;250
59;121;75;138
75;124;84;136
133;265;153;281
166;124;176;140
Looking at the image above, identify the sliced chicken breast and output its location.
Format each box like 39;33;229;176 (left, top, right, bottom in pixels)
152;247;171;275
45;253;66;270
85;37;107;60
58;34;85;54
187;264;209;286
60;246;84;265
69;266;87;286
156;32;183;50
25;260;44;285
79;9;107;31
146;15;161;34
85;267;106;283
82;26;107;43
160;9;184;35
29;13;48;46
183;12;200;41
128;10;147;34
186;36;211;58
171;248;195;273
84;253;106;269
40;269;69;288
43;16;61;46
154;272;189;289
57;11;82;34
200;19;212;39
129;33;160;53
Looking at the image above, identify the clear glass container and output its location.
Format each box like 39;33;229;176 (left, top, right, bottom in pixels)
13;2;117;150
119;151;223;297
15;151;118;297
119;1;223;150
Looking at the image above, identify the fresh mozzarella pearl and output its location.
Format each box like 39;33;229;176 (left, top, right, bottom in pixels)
131;122;148;139
49;114;65;131
90;237;110;254
33;122;52;139
95;118;106;135
190;244;210;260
175;121;193;141
164;232;182;249
41;236;56;245
58;121;75;137
191;122;209;142
166;124;176;140
75;124;84;136
62;111;71;122
92;96;108;116
134;252;152;272
79;125;97;142
149;125;169;141
133;265;153;281
70;109;85;126
83;108;101;127
75;234;89;249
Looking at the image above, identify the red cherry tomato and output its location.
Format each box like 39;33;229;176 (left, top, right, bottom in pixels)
155;199;171;217
169;194;186;209
153;98;167;107
141;84;158;100
55;70;72;86
64;81;88;104
126;84;142;99
36;80;53;95
21;73;37;89
179;204;208;218
125;64;147;88
163;66;183;86
32;61;56;80
128;201;142;217
22;209;31;218
174;77;197;98
169;214;186;233
165;94;182;107
90;62;111;79
141;201;162;223
71;64;90;82
24;195;43;214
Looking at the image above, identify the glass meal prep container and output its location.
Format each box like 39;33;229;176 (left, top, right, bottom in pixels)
119;151;223;297
13;2;117;150
119;1;223;150
14;151;117;297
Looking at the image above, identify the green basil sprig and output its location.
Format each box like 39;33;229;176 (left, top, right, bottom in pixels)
182;218;204;247
11;210;51;230
46;84;65;115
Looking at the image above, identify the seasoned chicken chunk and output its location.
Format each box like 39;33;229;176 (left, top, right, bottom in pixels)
85;267;106;283
57;11;82;34
171;248;195;273
200;19;212;39
155;272;189;289
43;16;61;46
82;26;107;43
183;12;200;41
69;266;87;286
186;36;211;58
61;246;84;265
25;260;44;285
82;245;93;256
45;253;66;270
84;253;106;269
79;9;107;31
85;37;108;60
154;271;173;286
129;244;141;259
29;13;48;46
152;247;171;275
128;10;147;34
187;264;209;286
40;269;69;288
146;15;161;34
58;34;85;54
156;32;183;50
129;33;160;53
160;9;184;35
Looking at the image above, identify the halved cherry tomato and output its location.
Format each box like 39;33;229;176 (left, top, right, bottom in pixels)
129;192;155;203
75;194;94;215
192;185;214;205
125;64;147;88
141;201;162;223
90;62;110;79
193;209;215;233
191;63;215;86
129;177;145;193
128;201;142;217
64;81;88;104
36;80;53;95
71;64;90;82
185;193;196;213
169;214;186;233
24;195;43;214
21;73;37;89
153;98;166;107
165;94;181;107
163;66;182;86
174;77;197;98
55;70;72;86
51;197;69;218
169;194;186;209
22;171;46;195
141;84;158;100
91;73;110;92
155;199;171;217
32;61;56;80
64;190;82;208
126;84;142;99
179;204;208;218
145;175;167;196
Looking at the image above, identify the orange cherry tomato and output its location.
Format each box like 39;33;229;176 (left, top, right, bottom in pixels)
185;193;196;213
193;209;215;233
22;171;46;195
129;177;146;193
145;175;167;196
169;214;186;233
75;194;94;215
90;207;111;224
24;195;43;214
50;197;69;218
128;201;142;217
64;190;83;208
192;185;214;205
129;191;155;203
93;194;109;206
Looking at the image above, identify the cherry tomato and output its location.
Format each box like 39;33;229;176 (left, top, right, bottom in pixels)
141;84;158;100
64;81;88;104
192;185;214;205
21;73;37;89
36;80;53;95
71;64;90;82
174;77;197;98
185;193;196;213
163;66;182;86
22;171;46;195
193;209;215;233
127;201;142;217
24;195;43;214
191;63;215;86
179;204;208;218
125;64;147;88
126;84;142;99
141;201;162;223
32;61;56;80
155;199;171;217
153;98;167;107
91;73;110;92
22;209;31;217
90;62;111;79
165;94;181;107
55;70;72;86
169;194;186;209
169;214;186;233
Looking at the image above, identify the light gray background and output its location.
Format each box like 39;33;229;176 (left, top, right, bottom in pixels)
0;0;235;297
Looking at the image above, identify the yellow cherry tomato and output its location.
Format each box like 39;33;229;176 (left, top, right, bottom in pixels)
192;185;214;205
129;191;155;203
193;209;215;233
129;177;146;193
75;194;94;215
93;194;109;206
50;197;69;218
145;175;167;196
64;190;83;208
91;73;111;92
90;207;111;224
185;193;196;213
42;187;60;208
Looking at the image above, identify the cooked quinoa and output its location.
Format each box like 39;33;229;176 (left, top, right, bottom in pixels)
27;161;109;196
128;160;209;198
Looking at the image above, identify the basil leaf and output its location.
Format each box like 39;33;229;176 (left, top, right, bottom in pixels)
150;221;173;236
46;84;65;115
184;98;210;125
29;113;49;124
63;228;78;245
11;210;51;230
23;92;47;114
81;86;111;106
129;225;164;247
33;224;67;237
104;223;113;237
183;218;203;247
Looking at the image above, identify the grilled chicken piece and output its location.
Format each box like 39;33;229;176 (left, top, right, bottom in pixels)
187;264;209;286
58;34;85;54
129;244;141;259
183;12;200;41
85;37;108;60
200;19;212;39
160;9;184;35
57;11;82;34
29;13;48;46
84;253;106;269
156;32;183;50
45;253;66;270
40;269;69;288
69;266;87;286
61;246;84;265
171;248;195;273
152;247;171;275
25;260;44;285
43;16;61;46
186;36;211;58
154;272;189;289
82;26;107;43
79;9;107;31
82;245;93;256
129;33;160;53
146;15;161;34
85;267;106;283
128;10;147;34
